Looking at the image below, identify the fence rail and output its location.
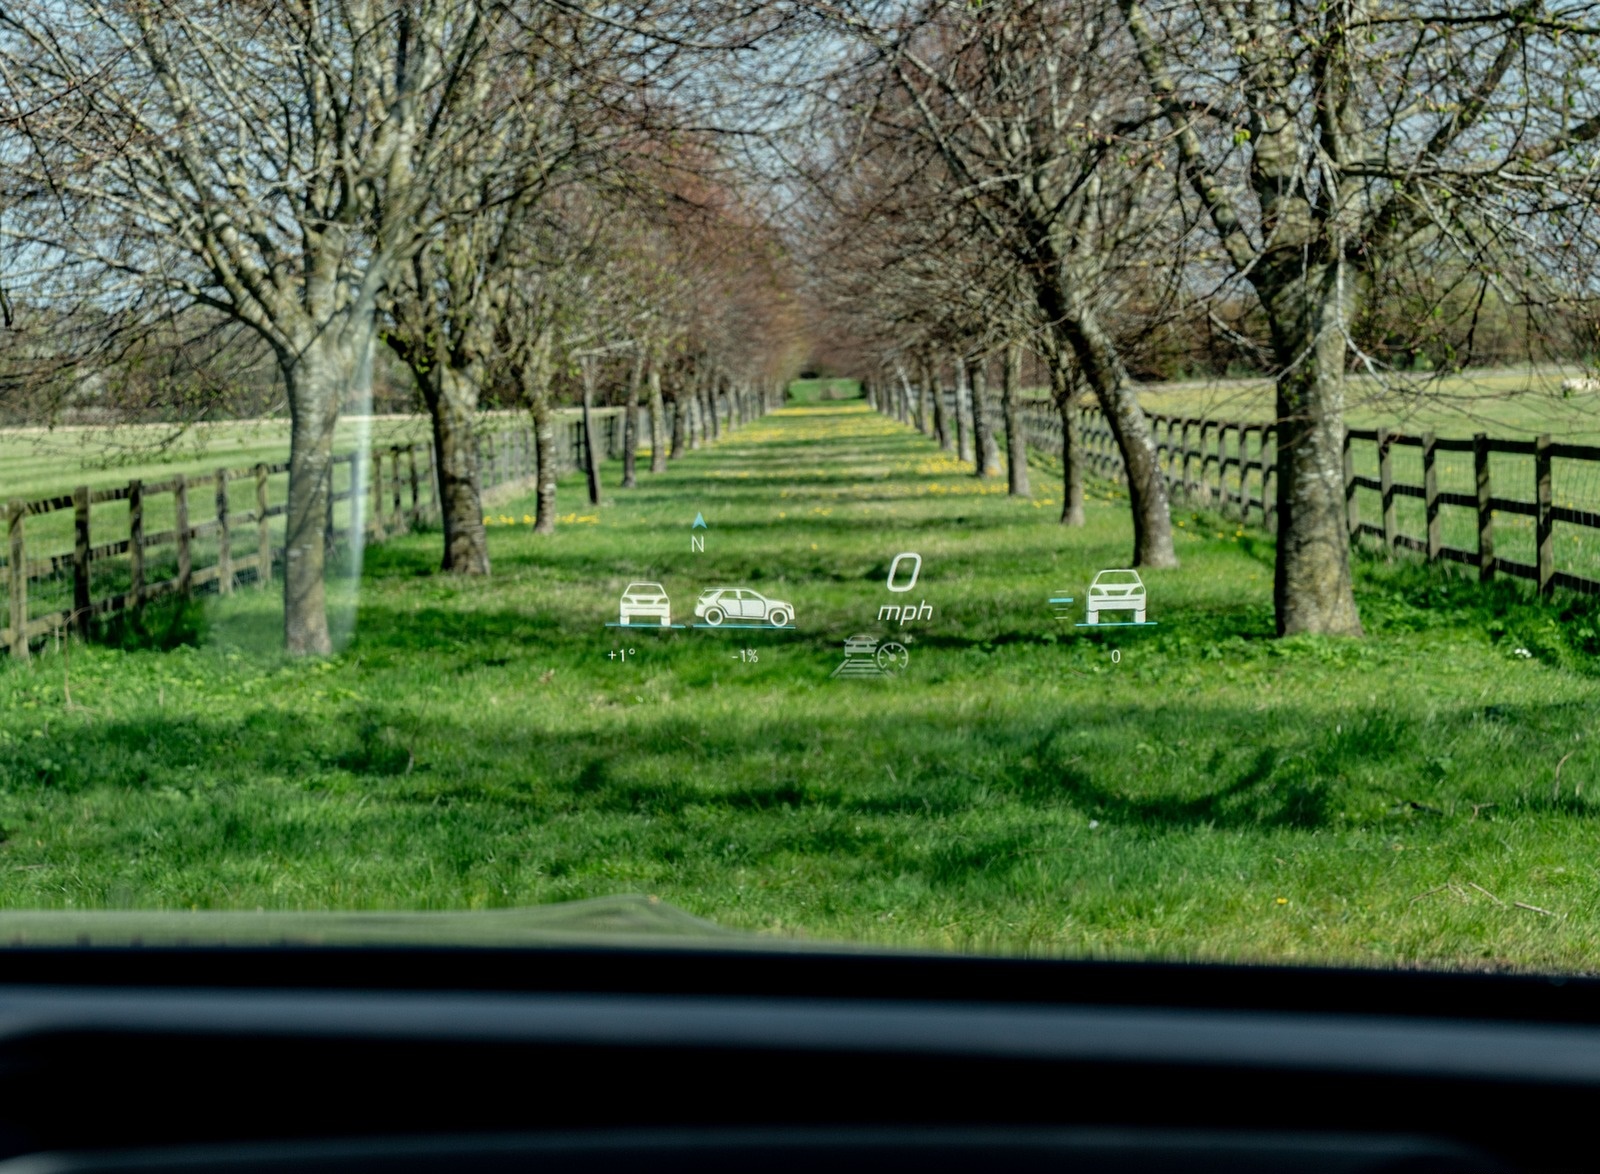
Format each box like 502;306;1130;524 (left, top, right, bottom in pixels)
1010;401;1600;598
0;406;646;659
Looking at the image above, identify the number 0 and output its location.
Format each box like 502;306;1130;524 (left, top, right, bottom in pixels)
887;552;921;593
1110;649;1121;664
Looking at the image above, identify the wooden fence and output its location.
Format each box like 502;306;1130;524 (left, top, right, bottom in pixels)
1015;401;1600;598
0;407;642;659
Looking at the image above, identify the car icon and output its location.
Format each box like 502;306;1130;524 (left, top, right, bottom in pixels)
1086;569;1146;624
618;582;671;627
694;587;795;627
842;634;878;655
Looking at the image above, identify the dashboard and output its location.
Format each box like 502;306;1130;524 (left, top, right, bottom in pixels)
0;945;1594;1172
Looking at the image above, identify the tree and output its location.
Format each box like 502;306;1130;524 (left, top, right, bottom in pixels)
1;0;531;653
812;0;1185;565
1121;0;1600;634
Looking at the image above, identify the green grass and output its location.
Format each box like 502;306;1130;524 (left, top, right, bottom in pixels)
0;415;437;502
1072;364;1600;442
4;393;1600;969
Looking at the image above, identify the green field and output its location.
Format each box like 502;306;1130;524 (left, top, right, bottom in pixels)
3;393;1600;969
1120;365;1600;442
0;415;433;502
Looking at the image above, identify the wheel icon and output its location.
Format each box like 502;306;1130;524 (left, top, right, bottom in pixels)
768;608;790;627
704;607;725;626
875;642;909;674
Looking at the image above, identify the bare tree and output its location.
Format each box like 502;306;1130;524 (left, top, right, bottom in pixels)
813;0;1185;566
0;0;537;653
1121;0;1600;634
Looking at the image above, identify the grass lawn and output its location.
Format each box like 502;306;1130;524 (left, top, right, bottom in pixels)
1078;365;1600;443
3;394;1600;969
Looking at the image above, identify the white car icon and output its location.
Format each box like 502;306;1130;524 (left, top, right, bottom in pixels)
618;582;671;627
694;587;794;628
1085;569;1146;624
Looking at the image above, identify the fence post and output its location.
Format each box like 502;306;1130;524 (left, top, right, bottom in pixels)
368;449;384;541
8;501;26;660
1536;432;1554;597
1179;420;1192;499
1263;427;1277;534
1474;433;1494;582
129;479;145;605
215;468;232;595
1342;429;1358;540
408;445;421;523
1377;427;1395;556
325;459;337;553
390;446;402;530
254;464;270;590
73;485;91;636
1228;423;1241;514
1422;432;1439;564
175;475;192;594
1249;426;1264;522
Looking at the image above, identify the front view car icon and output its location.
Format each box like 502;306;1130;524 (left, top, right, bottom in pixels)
1085;569;1146;624
618;582;671;627
695;587;795;627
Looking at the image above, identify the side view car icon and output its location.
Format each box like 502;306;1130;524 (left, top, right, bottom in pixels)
1085;569;1146;624
694;587;795;628
618;582;671;627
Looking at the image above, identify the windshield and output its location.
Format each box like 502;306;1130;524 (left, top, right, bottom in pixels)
2;0;1599;973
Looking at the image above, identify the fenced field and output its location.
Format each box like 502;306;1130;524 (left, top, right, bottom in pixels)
1012;405;1600;597
4;394;1600;968
1;407;657;657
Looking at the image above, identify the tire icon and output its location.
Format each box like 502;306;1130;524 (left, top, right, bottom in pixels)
768;608;790;627
704;607;725;626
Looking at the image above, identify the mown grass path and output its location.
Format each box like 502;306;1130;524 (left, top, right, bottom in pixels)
3;398;1600;968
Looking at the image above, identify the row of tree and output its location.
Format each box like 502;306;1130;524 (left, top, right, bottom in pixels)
802;0;1600;637
0;0;802;654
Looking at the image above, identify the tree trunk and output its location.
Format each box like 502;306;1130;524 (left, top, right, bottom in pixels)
1261;262;1364;636
954;356;974;463
670;388;687;458
280;327;370;656
1051;301;1175;566
971;357;1000;477
685;375;701;448
704;378;720;441
648;365;668;473
1002;343;1030;497
1049;352;1086;526
532;395;557;534
925;358;950;448
622;350;643;488
428;364;490;575
918;367;933;436
579;359;602;506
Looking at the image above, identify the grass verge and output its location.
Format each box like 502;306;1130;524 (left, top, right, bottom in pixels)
2;397;1598;969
